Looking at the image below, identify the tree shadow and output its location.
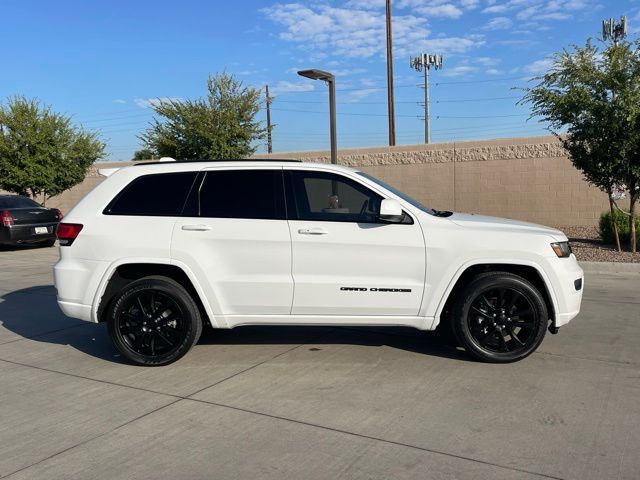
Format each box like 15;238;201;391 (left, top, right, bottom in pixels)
0;285;470;364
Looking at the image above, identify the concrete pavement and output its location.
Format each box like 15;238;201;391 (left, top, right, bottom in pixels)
0;246;638;479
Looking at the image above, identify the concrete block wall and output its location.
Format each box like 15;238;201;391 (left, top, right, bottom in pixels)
255;136;608;226
4;136;609;226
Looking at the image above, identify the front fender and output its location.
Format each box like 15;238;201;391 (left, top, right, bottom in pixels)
425;258;560;330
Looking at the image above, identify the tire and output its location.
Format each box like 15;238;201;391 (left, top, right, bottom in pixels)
452;272;548;363
107;276;202;366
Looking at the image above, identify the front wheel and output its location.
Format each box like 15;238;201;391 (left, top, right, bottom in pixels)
452;272;548;363
107;276;202;366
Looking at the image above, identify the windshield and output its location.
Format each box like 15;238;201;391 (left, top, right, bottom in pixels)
356;171;434;215
0;196;41;209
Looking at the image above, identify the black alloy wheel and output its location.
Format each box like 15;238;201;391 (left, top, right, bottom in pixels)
107;276;202;366
453;272;548;363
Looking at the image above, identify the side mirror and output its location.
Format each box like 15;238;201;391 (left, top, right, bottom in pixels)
378;198;404;223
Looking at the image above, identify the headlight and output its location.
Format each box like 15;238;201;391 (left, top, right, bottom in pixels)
551;241;572;258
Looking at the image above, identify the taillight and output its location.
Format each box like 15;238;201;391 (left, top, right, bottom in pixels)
1;210;14;227
54;208;63;221
56;223;83;246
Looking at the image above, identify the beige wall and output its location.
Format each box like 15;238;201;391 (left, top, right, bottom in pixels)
14;136;608;226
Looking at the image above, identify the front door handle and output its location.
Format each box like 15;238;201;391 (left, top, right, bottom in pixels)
298;228;329;235
181;224;212;232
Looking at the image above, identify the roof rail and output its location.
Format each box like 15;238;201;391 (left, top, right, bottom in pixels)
135;158;303;166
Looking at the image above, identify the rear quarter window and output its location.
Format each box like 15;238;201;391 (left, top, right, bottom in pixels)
104;172;198;216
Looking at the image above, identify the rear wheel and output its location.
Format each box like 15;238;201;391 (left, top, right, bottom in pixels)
452;272;548;363
107;276;202;366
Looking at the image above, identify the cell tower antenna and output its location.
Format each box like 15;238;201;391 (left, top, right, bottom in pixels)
410;53;443;144
602;16;627;44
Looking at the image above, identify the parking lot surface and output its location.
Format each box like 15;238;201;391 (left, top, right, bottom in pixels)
0;246;639;480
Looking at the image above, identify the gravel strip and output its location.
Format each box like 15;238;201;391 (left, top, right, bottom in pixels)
555;225;640;263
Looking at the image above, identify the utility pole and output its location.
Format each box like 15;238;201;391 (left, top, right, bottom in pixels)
410;53;443;144
602;16;627;45
265;85;273;154
386;0;396;146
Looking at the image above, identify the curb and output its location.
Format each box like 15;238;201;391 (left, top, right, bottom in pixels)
579;261;640;275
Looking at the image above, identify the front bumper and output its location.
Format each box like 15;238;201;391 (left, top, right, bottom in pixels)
545;254;584;328
0;223;57;245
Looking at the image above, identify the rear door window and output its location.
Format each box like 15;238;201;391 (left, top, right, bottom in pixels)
104;172;198;216
0;196;41;209
198;170;285;220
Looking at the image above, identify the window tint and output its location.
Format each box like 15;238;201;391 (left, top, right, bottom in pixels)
105;172;197;216
199;170;285;220
0;196;40;209
288;171;383;223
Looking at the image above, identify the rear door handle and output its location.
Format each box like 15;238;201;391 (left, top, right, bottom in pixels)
298;228;329;235
181;224;212;232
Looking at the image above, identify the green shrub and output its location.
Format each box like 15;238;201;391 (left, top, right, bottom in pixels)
599;209;640;245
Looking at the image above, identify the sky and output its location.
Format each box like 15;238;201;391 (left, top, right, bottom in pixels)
1;0;639;161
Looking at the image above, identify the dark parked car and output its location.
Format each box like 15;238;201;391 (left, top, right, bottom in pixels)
0;195;62;247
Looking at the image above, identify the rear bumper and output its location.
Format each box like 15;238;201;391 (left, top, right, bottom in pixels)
0;224;57;245
54;256;109;323
57;300;93;322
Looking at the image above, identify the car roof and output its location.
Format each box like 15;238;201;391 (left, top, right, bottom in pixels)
101;160;359;177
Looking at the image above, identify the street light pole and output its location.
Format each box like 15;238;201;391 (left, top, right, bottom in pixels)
328;77;337;165
298;69;338;164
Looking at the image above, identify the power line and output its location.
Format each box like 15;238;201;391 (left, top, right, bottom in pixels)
270;107;420;118
271;75;529;95
433;75;525;86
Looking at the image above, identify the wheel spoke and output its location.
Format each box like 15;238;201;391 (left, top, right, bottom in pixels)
119;324;135;335
509;326;525;346
513;307;533;318
155;329;175;346
136;296;147;316
471;306;493;319
507;290;522;314
150;335;156;356
132;333;145;351
149;292;157;315
481;295;495;311
477;329;497;347
498;330;509;351
496;288;506;308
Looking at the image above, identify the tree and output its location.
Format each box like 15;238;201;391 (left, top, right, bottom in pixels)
140;73;265;160
132;148;155;161
521;38;640;252
0;97;105;205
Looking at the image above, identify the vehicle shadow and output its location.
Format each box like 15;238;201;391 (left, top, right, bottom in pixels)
0;285;469;364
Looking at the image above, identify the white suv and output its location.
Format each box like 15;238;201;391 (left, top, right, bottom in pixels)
54;160;583;366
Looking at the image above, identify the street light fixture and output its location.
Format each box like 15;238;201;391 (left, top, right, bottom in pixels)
297;69;337;164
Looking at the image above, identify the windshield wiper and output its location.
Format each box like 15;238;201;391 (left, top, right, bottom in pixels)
432;209;453;217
